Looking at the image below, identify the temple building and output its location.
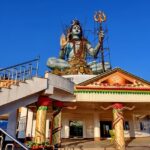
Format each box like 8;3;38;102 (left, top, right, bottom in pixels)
18;68;150;141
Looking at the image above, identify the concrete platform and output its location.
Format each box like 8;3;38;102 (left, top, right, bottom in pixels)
60;137;150;150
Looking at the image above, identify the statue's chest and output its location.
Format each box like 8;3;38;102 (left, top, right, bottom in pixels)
69;41;81;52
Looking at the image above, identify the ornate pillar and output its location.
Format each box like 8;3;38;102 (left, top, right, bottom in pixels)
101;103;135;150
50;101;64;147
94;113;100;141
34;96;51;144
50;101;77;148
112;103;125;150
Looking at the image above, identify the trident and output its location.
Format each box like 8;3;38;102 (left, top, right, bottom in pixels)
94;11;106;24
94;11;107;72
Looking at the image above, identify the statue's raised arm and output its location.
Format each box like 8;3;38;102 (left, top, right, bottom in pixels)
86;30;104;58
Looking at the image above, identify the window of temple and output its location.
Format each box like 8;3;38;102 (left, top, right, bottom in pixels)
69;121;83;138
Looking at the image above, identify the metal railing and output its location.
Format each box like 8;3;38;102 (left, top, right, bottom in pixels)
0;128;29;150
0;57;40;86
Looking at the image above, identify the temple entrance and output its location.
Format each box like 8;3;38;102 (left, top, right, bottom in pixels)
100;121;112;138
69;121;83;138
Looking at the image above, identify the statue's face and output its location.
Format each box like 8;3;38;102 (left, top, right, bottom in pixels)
72;24;81;35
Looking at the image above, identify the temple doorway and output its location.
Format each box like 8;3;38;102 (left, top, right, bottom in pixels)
100;121;112;138
69;121;83;138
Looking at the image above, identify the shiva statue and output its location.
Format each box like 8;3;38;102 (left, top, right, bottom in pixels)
47;13;106;75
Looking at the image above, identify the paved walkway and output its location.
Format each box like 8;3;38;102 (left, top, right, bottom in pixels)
60;137;150;150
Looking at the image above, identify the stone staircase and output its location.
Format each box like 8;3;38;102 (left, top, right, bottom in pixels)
0;58;75;115
0;58;48;114
0;77;47;115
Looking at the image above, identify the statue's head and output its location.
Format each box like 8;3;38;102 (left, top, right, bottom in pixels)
69;20;83;40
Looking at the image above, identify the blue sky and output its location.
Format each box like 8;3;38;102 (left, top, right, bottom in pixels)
0;0;150;80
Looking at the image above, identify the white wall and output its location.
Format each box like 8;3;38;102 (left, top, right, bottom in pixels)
29;109;150;139
26;109;33;137
61;112;150;139
61;113;94;138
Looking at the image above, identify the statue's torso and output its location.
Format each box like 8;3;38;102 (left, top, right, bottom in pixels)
65;40;87;60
